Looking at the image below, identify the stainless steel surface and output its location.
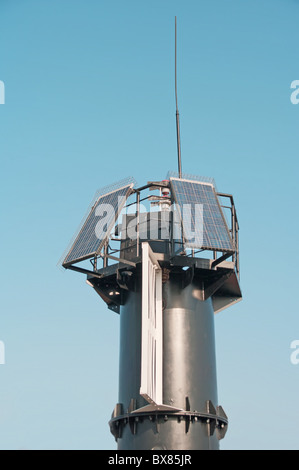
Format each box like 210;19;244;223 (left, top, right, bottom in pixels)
115;273;220;450
163;281;218;413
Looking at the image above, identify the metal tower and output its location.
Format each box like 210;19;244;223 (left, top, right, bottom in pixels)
61;173;241;450
61;18;241;450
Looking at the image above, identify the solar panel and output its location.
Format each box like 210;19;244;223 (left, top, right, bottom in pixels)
62;178;135;266
170;177;234;252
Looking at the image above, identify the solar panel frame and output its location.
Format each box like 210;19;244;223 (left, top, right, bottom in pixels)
62;180;135;267
169;177;235;253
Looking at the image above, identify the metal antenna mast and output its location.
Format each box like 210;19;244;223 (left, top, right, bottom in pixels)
175;16;182;178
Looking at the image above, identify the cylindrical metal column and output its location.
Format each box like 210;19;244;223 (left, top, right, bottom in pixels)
116;273;219;450
162;277;219;450
118;277;145;413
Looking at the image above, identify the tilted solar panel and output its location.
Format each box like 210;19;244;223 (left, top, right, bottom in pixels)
169;177;234;252
62;178;135;266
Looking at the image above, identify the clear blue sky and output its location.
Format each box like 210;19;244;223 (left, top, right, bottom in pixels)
0;0;298;450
